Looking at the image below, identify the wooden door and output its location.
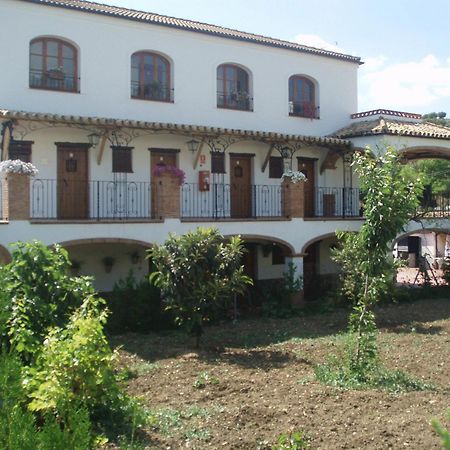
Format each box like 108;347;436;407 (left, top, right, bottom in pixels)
57;146;88;219
297;158;315;217
150;151;177;218
230;154;252;218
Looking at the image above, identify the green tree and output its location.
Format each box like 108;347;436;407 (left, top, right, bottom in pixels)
0;241;96;363
149;227;252;346
333;146;422;372
422;111;450;126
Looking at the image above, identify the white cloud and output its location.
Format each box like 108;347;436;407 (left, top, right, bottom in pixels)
359;54;450;113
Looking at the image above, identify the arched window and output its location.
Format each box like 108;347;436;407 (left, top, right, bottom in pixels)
217;64;252;111
131;51;172;102
29;37;78;92
288;75;318;118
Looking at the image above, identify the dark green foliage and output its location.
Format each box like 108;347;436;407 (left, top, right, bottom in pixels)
149;227;252;345
106;271;173;334
261;263;303;318
442;258;450;285
0;241;95;362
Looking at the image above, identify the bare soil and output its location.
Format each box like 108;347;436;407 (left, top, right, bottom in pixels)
113;297;450;449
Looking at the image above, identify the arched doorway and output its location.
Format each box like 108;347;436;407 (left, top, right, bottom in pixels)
302;233;340;300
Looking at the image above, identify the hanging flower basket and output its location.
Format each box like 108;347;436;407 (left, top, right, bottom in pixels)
152;165;186;185
0;159;38;176
282;170;307;184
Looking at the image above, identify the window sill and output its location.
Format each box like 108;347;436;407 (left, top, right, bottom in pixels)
131;96;174;103
289;113;320;120
29;86;80;94
217;106;253;112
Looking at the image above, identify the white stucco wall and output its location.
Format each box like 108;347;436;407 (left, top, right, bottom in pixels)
0;0;358;136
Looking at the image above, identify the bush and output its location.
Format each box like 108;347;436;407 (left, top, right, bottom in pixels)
0;241;95;362
150;227;252;346
106;271;173;334
24;297;143;435
0;351;92;450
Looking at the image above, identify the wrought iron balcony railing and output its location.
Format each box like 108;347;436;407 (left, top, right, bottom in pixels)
288;101;320;119
31;179;158;220
181;183;284;219
29;69;79;93
311;187;362;218
217;91;253;111
131;82;174;102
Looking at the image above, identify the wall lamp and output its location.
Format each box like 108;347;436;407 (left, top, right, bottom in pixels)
88;132;101;148
186;139;200;154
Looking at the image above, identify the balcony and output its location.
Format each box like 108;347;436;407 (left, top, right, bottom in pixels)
417;192;450;218
217;91;253;111
181;183;284;219
28;178;366;222
29;69;79;93
32;179;158;220
308;187;362;218
131;82;174;102
289;101;320;119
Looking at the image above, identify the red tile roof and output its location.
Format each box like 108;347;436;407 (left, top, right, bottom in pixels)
333;117;450;140
20;0;362;64
0;107;352;147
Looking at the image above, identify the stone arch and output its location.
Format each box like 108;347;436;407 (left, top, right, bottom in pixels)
223;233;295;256
301;232;341;254
400;146;450;161
0;245;11;265
57;237;152;249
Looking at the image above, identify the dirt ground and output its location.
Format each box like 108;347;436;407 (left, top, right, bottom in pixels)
113;297;450;449
397;267;445;286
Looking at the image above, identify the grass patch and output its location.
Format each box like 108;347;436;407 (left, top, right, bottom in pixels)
193;371;220;389
315;358;436;393
148;405;211;438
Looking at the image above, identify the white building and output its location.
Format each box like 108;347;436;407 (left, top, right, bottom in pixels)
0;0;449;299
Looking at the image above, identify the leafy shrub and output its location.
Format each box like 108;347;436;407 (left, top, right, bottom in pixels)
24;297;143;434
271;430;310;449
0;241;95;362
106;271;173;334
261;263;303;318
150;227;252;345
0;351;92;450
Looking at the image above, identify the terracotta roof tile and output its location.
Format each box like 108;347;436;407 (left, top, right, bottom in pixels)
0;108;352;147
19;0;362;64
332;117;450;140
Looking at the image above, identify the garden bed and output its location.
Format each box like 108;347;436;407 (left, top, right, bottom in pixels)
113;297;450;449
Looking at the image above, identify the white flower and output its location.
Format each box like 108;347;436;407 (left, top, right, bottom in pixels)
0;159;38;176
282;170;307;183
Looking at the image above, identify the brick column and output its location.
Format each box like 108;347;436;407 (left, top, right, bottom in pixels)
2;173;31;221
282;178;305;218
157;173;181;219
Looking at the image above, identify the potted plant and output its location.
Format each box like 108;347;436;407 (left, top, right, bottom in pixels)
102;256;115;273
152;165;186;185
281;170;307;183
45;66;66;80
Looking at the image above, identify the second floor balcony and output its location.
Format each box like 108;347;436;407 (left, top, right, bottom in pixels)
28;178;363;222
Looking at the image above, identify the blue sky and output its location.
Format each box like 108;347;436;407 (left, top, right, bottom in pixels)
99;0;450;115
